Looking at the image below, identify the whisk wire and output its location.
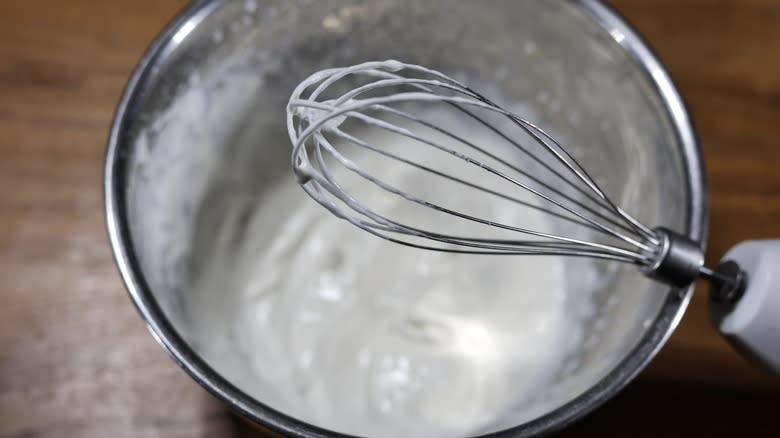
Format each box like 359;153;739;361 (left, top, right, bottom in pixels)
378;104;655;246
330;126;609;233
304;69;657;247
293;95;654;257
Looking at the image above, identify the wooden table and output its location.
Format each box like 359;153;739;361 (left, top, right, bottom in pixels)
1;1;778;437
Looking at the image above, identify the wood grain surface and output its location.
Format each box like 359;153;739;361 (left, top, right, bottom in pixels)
1;1;778;437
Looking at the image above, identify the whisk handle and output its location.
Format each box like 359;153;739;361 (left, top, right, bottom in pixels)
710;240;780;375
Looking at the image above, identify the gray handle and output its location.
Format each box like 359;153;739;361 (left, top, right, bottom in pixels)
710;240;780;375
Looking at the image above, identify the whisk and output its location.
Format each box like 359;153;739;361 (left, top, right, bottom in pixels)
287;60;780;372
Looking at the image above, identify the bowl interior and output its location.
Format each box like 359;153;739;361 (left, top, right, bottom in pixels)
114;0;696;436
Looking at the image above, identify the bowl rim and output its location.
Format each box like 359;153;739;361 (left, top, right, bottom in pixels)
104;0;707;436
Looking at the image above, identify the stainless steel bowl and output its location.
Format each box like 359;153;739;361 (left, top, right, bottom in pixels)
105;0;706;436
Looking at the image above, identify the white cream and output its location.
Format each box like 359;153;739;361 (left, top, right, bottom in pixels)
188;108;579;437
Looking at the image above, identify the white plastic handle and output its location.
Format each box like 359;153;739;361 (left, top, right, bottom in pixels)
710;240;780;375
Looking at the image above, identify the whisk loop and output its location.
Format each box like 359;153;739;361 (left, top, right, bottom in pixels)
287;60;713;288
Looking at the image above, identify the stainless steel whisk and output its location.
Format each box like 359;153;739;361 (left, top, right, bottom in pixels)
289;61;730;289
286;60;780;372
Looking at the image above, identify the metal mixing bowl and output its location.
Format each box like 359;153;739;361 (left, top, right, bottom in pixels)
105;0;706;436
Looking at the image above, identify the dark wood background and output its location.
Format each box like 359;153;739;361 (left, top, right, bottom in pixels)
1;1;778;437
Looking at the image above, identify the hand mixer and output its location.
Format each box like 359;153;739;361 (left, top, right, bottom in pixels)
286;60;780;374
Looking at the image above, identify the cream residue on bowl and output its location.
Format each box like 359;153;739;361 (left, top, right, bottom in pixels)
186;105;587;437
